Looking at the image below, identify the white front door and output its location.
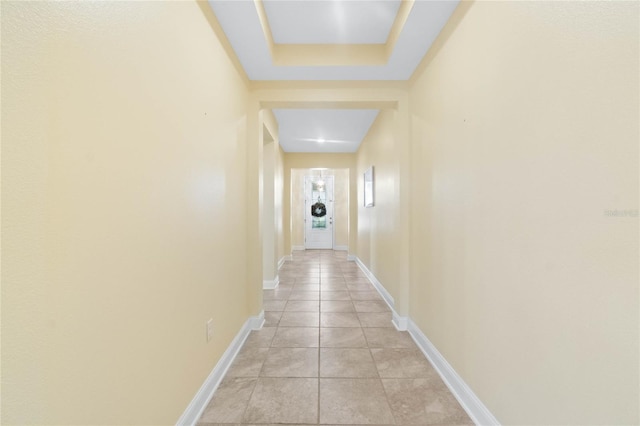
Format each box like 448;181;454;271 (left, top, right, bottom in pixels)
304;176;334;249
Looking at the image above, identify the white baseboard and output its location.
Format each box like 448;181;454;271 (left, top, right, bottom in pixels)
333;245;348;251
292;246;305;251
277;256;288;270
408;319;500;426
176;311;264;426
353;257;395;307
263;276;279;290
392;312;409;331
250;310;265;330
347;255;356;261
353;257;407;330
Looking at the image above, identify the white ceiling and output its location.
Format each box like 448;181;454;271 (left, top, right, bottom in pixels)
207;0;460;153
274;109;379;153
263;0;401;44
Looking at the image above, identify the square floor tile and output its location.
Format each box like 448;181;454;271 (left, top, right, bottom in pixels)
226;347;269;377
321;291;351;301
319;378;395;424
243;327;277;349
289;291;320;301
285;300;320;312
293;284;321;292
320;348;378;378
321;283;348;291
353;300;390;313
349;291;382;301
263;289;292;300
344;276;369;281
382;378;473;425
263;311;282;327
296;278;321;284
321;272;344;277
371;348;438;378
363;328;415;348
321;301;355;313
272;327;319;347
263;300;287;312
260;347;318;377
244;378;318;424
279;311;319;327
357;313;393;328
320;327;367;348
343;277;368;283
199;377;256;423
320;312;361;328
347;284;374;292
322;277;344;282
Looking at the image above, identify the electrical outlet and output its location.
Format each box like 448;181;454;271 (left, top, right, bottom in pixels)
206;319;214;342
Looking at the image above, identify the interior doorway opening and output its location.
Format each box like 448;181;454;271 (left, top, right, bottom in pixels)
304;174;334;249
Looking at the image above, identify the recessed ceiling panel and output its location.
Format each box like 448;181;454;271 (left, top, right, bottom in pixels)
263;0;401;44
208;0;460;80
274;109;379;153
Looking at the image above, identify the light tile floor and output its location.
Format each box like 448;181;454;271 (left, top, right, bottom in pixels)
198;250;473;426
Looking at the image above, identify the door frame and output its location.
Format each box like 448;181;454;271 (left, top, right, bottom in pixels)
303;174;335;250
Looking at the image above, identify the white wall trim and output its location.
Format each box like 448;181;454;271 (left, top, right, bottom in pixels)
277;256;287;270
392;311;409;331
333;245;348;251
353;257;395;307
263;276;279;290
347;254;356;261
176;311;264;426
408;319;500;426
353;256;407;331
250;310;265;330
292;245;305;251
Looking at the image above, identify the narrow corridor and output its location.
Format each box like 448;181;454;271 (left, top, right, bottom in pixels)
197;250;472;425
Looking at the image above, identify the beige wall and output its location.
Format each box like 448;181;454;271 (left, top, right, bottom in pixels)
290;168;349;250
283;153;357;255
408;1;639;424
332;169;350;250
1;2;252;424
2;0;637;425
262;112;281;282
275;145;285;265
355;110;404;307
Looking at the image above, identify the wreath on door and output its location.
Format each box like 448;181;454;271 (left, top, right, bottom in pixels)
311;201;327;218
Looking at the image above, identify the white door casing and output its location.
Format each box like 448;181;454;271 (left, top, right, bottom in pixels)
304;175;334;249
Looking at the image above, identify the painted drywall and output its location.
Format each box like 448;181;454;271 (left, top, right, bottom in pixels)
283;153;356;255
263;133;276;282
262;110;284;280
409;1;639;424
1;1;251;424
355;110;404;308
261;112;279;283
275;146;286;266
332;169;350;250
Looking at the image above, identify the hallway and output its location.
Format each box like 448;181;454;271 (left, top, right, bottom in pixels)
3;1;638;424
197;250;472;425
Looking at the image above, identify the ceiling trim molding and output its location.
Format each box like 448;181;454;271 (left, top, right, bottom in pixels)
254;0;414;67
249;80;410;91
197;0;250;88
252;86;406;111
384;0;415;59
408;0;473;87
260;100;398;110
